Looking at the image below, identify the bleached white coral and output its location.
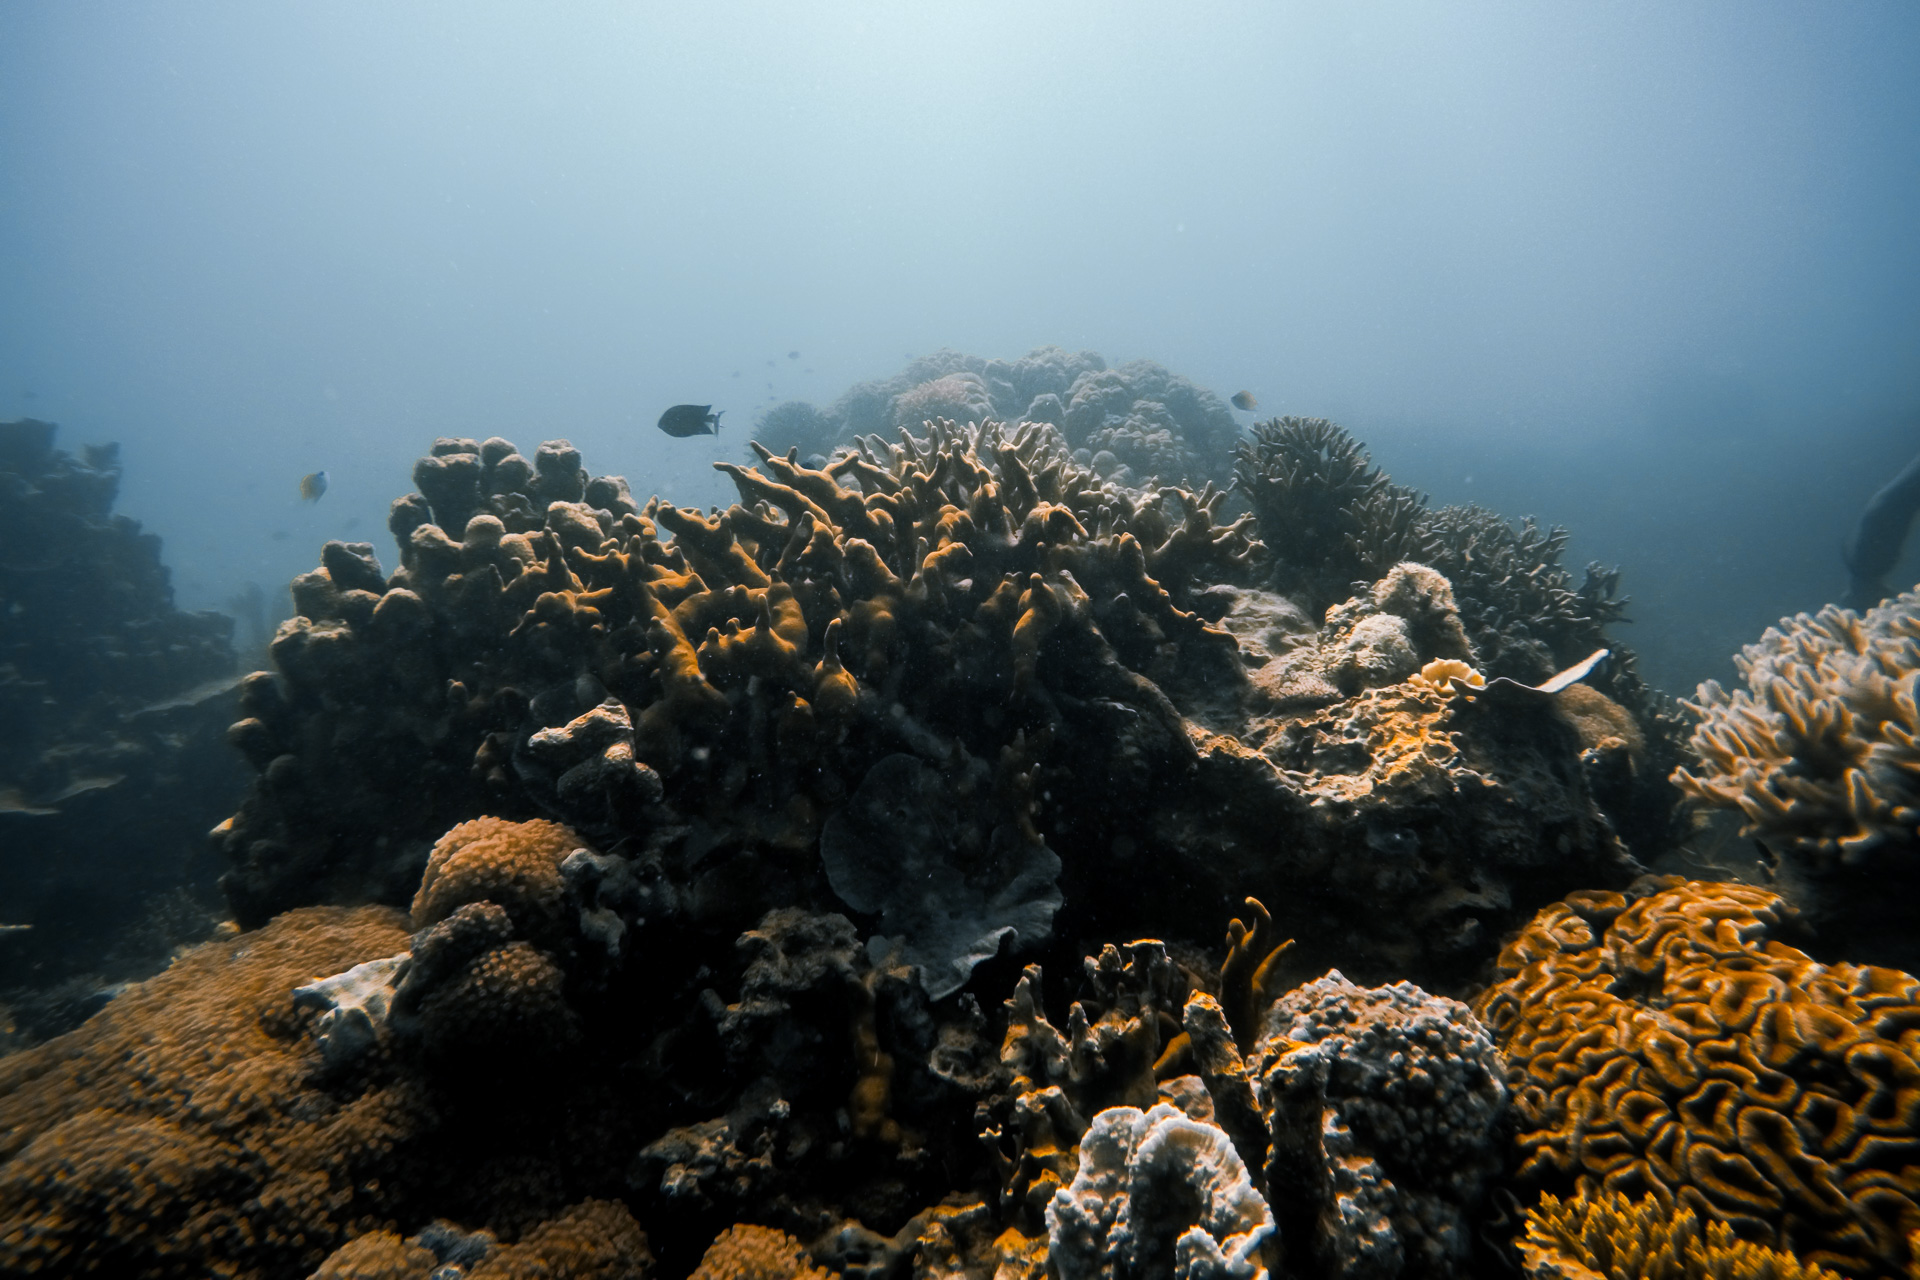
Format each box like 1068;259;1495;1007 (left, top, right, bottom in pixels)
1046;1102;1275;1280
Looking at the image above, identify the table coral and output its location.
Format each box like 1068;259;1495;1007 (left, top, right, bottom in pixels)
1472;877;1920;1278
1518;1189;1843;1280
1673;591;1920;963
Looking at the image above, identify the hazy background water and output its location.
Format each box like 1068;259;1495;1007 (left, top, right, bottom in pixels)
2;2;1916;694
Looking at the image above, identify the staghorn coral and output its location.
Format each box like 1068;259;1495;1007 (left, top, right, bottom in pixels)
1674;591;1920;964
1472;877;1920;1278
1232;417;1435;612
1250;973;1508;1280
690;1223;831;1280
1518;1189;1844;1280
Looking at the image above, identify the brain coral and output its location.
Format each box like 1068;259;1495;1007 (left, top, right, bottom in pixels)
1519;1188;1843;1280
1674;591;1920;959
0;905;421;1278
1472;877;1920;1278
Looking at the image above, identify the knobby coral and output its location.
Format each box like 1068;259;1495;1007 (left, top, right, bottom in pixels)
1473;877;1920;1278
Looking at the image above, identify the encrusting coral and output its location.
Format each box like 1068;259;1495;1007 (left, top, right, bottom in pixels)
1674;589;1920;966
1518;1188;1844;1280
1472;877;1920;1279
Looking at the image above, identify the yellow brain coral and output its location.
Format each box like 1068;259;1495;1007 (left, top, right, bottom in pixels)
1472;878;1920;1278
1520;1189;1843;1280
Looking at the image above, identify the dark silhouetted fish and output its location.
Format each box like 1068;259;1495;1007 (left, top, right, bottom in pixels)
657;404;722;438
788;350;800;359
299;470;328;501
1231;391;1258;411
271;530;291;542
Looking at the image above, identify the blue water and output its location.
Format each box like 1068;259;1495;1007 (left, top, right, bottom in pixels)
2;2;1917;692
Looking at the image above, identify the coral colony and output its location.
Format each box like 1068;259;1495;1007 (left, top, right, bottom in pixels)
2;350;1918;1279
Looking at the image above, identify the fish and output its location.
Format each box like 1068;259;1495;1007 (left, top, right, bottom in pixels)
657;404;723;438
1231;391;1258;412
271;530;290;542
299;470;328;502
788;350;800;360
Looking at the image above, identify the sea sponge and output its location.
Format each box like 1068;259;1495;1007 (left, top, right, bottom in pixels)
691;1223;831;1280
411;816;583;936
0;905;421;1278
1518;1189;1844;1280
1472;877;1920;1277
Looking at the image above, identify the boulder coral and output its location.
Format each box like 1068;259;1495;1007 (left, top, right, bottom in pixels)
1251;973;1508;1280
1472;877;1920;1278
1674;590;1920;965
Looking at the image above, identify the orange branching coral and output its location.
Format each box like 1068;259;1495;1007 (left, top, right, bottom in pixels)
690;1223;831;1280
1473;878;1920;1278
1674;590;1920;867
0;906;421;1278
1520;1189;1844;1280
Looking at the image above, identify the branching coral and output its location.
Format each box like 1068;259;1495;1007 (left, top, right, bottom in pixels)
1231;418;1434;612
1673;591;1920;958
1519;1189;1844;1280
1472;877;1920;1278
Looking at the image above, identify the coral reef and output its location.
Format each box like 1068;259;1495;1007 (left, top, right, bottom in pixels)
0;400;1735;1279
1473;877;1920;1278
1518;1189;1844;1280
770;347;1240;488
1674;590;1920;966
0;417;242;1030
